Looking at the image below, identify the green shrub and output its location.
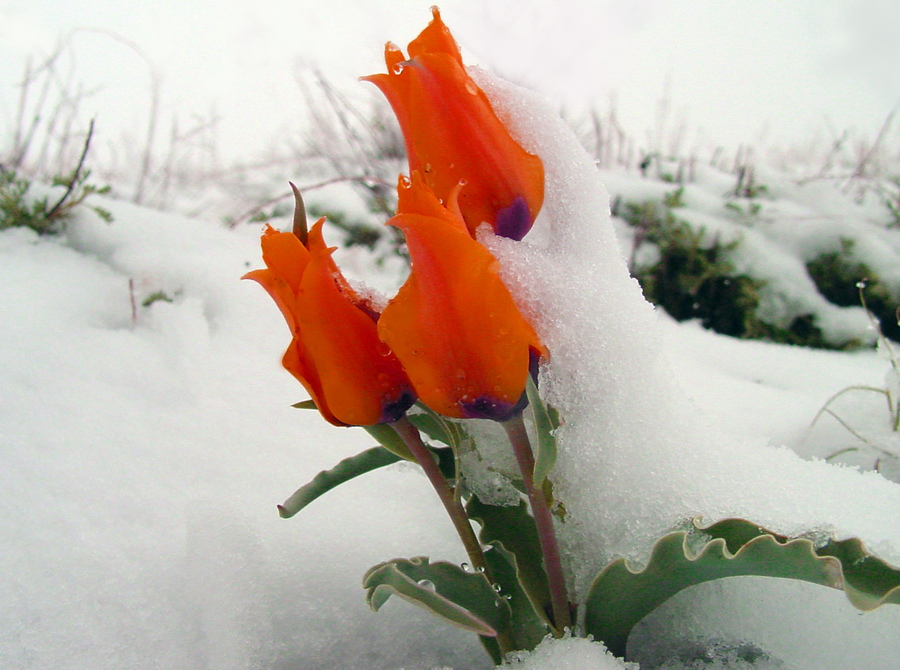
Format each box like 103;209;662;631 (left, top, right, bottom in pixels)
0;166;111;235
627;201;763;338
806;239;900;343
624;195;856;348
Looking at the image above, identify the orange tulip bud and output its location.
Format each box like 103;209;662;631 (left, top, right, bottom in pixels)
363;7;544;241
378;175;546;421
245;220;415;426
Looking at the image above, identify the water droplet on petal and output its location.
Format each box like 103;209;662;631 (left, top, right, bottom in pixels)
465;80;478;95
392;63;405;75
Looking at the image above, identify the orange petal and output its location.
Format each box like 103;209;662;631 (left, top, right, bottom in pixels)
407;7;462;62
379;212;545;420
245;222;414;426
295;247;414;426
242;225;310;335
363;11;544;240
397;172;468;233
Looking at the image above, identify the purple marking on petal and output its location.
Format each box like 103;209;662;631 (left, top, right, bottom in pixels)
380;389;417;424
494;196;532;241
460;390;528;422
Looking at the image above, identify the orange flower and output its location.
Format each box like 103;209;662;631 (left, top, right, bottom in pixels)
244;220;415;426
362;7;544;241
378;174;546;420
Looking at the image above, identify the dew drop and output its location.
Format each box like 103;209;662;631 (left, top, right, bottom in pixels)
465;80;478;95
392;63;404;75
460;562;471;572
856;280;867;289
417;579;436;591
423;163;432;173
492;583;502;593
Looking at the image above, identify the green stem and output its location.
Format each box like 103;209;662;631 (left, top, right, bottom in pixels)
390;417;514;654
503;414;572;634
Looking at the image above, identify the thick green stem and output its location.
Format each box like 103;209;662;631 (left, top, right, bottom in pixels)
390;417;514;654
503;414;572;634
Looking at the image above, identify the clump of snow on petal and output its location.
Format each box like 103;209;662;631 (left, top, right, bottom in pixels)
476;65;900;624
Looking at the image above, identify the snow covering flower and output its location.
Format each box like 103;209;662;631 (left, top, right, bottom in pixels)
378;173;546;420
362;6;544;241
244;220;415;426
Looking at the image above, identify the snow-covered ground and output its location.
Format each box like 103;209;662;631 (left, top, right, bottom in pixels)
3;75;900;669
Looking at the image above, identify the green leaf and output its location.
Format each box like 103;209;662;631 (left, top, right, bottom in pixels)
408;403;470;450
363;423;416;461
291;399;318;410
278;446;401;518
278;442;456;518
584;518;900;657
702;518;900;611
364;418;457;479
363;557;510;637
526;377;557;488
467;496;553;628
482;542;551;650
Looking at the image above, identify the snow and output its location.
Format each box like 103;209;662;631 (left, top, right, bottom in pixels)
3;72;900;670
501;635;636;670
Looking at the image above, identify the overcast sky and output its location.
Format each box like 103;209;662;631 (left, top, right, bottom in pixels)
2;0;898;165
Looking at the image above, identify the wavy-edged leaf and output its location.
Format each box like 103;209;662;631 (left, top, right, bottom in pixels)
702;518;900;611
467;496;553;628
278;446;401;518
526;376;557;488
584;518;900;657
363;557;509;637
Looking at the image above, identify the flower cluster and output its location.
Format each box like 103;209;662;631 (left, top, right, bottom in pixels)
247;7;546;427
244;11;900;665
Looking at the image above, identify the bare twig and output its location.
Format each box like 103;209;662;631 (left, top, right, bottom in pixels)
846;103;898;183
46;118;95;220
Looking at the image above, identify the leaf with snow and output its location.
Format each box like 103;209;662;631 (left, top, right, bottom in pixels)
526;376;558;488
584;518;900;657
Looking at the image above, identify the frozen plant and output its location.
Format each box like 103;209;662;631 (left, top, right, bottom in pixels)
244;8;900;666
